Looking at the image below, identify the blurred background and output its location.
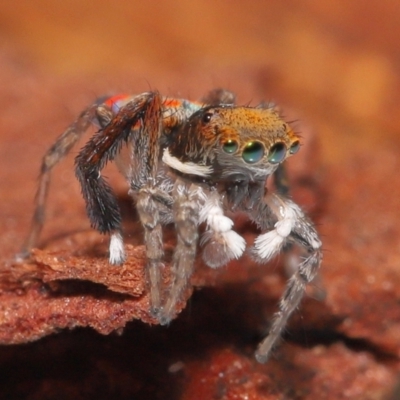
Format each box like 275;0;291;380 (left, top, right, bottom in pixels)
1;0;400;162
1;1;400;399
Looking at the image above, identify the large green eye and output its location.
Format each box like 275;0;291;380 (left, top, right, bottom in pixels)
289;140;300;155
268;142;286;164
242;141;264;164
223;139;239;154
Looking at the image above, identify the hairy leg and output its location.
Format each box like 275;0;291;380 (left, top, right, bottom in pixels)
75;92;163;264
273;163;326;300
19;102;102;258
136;185;173;317
160;181;203;324
250;193;322;363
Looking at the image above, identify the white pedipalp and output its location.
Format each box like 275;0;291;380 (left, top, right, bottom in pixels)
221;230;247;259
254;230;285;260
200;191;246;268
254;195;302;261
207;214;234;233
109;232;126;265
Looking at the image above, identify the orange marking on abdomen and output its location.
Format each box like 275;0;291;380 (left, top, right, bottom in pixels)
104;94;131;108
163;98;184;108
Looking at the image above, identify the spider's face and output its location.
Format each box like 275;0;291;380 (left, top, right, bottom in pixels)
165;106;300;180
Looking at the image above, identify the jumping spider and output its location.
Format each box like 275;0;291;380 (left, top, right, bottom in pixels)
21;88;322;363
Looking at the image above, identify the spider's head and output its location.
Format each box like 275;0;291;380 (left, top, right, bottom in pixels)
163;105;300;180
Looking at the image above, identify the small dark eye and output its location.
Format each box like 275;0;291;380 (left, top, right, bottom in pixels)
268;142;286;164
242;141;264;164
289;140;300;155
223;139;239;154
202;112;213;123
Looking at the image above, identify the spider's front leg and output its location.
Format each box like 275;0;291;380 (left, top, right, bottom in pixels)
75;92;163;265
160;180;204;325
251;192;322;363
136;184;173;317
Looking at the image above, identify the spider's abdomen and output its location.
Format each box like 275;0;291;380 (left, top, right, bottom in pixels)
103;93;202;130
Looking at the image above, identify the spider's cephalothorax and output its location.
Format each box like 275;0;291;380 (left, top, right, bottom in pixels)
167;105;300;178
21;89;322;363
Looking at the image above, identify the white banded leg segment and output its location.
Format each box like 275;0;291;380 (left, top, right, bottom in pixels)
200;192;246;268
109;232;126;265
253;195;302;262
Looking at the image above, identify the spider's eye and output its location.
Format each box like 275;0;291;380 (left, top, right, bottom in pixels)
289;140;300;155
268;142;286;164
202;112;213;124
242;141;264;164
222;139;238;154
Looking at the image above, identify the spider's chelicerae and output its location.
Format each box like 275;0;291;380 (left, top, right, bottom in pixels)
21;88;322;363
